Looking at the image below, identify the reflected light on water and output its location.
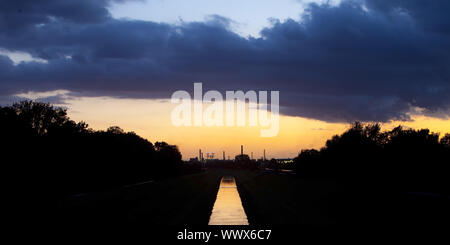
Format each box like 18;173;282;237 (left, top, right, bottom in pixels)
208;176;249;225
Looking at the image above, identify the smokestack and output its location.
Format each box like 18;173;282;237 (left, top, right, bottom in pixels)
199;149;202;160
264;149;266;161
223;151;225;160
241;145;243;155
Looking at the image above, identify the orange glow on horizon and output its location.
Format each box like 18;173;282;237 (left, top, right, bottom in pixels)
64;97;450;160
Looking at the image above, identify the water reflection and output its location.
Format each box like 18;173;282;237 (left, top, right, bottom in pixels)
208;176;249;225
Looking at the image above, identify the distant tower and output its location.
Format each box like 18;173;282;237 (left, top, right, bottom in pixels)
264;149;266;161
199;149;202;160
241;145;243;155
223;151;225;160
251;152;253;159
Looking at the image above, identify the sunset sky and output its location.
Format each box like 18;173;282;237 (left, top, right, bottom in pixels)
2;0;450;159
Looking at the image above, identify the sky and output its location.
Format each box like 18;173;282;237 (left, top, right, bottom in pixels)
108;0;341;37
1;0;450;159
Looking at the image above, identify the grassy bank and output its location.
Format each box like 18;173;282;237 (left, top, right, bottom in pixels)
59;171;222;225
227;170;339;225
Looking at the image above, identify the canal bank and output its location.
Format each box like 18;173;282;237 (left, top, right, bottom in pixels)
59;169;338;225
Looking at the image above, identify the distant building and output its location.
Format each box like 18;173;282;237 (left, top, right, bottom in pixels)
276;158;294;164
235;154;250;163
189;157;199;162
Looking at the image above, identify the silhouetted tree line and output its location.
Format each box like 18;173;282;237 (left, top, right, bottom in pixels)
294;122;450;223
294;122;450;192
0;101;185;200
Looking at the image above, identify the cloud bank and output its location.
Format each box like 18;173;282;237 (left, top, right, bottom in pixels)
1;0;450;122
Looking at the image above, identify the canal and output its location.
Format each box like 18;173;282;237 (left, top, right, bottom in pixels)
208;176;249;225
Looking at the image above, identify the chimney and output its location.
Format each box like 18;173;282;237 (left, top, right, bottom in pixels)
241;145;243;155
223;151;225;160
264;149;266;161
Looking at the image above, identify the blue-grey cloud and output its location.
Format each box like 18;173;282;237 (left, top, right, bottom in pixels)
0;0;450;122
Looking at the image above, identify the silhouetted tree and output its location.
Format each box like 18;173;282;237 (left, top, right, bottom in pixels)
440;133;450;148
107;126;125;134
294;149;320;177
154;141;182;177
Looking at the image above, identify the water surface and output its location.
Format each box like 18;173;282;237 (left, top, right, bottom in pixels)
208;176;248;225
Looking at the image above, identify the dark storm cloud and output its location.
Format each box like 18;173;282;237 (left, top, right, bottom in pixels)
0;0;111;32
364;0;450;35
1;0;450;122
